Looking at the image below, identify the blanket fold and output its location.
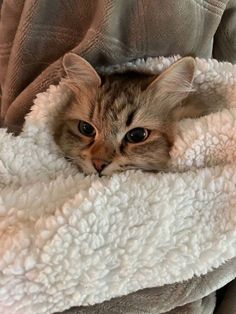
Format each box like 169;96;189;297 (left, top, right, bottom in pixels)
0;56;235;314
59;258;236;314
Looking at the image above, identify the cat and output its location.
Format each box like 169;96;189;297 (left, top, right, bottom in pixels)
53;53;219;176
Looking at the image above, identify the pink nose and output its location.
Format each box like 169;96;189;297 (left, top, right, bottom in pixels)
92;159;109;173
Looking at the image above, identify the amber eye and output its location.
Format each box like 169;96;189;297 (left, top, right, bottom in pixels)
78;120;96;137
125;128;149;143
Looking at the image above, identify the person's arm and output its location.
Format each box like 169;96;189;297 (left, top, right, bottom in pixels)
213;0;236;63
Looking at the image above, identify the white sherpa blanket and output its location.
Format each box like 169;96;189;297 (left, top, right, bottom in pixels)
0;57;236;314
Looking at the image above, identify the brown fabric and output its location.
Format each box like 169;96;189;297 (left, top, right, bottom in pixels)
0;0;236;132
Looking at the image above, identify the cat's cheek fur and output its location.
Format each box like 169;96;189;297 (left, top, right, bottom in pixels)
79;160;97;175
101;164;121;176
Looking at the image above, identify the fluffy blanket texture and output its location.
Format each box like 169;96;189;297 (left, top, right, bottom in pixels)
0;57;236;314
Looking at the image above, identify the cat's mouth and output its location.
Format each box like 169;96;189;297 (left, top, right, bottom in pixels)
64;156;168;176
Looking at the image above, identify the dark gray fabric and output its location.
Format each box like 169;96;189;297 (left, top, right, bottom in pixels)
56;258;236;314
216;279;236;314
0;0;236;131
166;293;216;314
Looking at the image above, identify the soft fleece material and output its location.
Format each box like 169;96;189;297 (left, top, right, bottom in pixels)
0;57;236;314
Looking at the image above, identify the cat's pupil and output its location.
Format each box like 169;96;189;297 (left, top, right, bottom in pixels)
125;128;149;143
78;120;95;137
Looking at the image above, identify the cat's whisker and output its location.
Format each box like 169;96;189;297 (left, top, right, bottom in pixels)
64;155;81;165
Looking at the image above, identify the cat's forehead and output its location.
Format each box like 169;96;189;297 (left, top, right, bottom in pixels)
99;78;139;105
64;74;152;133
95;77;142;119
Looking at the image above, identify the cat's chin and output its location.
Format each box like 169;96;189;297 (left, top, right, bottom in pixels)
81;167;168;177
76;161;170;176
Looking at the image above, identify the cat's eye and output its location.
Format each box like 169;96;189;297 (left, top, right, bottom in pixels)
78;120;96;137
125;128;149;143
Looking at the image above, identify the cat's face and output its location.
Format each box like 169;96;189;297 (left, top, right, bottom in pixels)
54;53;195;176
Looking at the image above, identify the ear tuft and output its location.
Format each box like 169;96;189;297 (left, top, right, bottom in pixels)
62;53;101;87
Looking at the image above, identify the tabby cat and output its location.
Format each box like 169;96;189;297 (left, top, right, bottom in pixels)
54;53;216;176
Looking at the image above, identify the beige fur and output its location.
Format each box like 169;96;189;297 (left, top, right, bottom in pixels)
53;53;221;176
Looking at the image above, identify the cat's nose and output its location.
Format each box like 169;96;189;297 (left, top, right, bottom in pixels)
92;159;110;174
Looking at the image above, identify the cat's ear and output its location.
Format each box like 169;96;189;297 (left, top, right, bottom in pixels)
145;57;195;108
62;53;101;87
